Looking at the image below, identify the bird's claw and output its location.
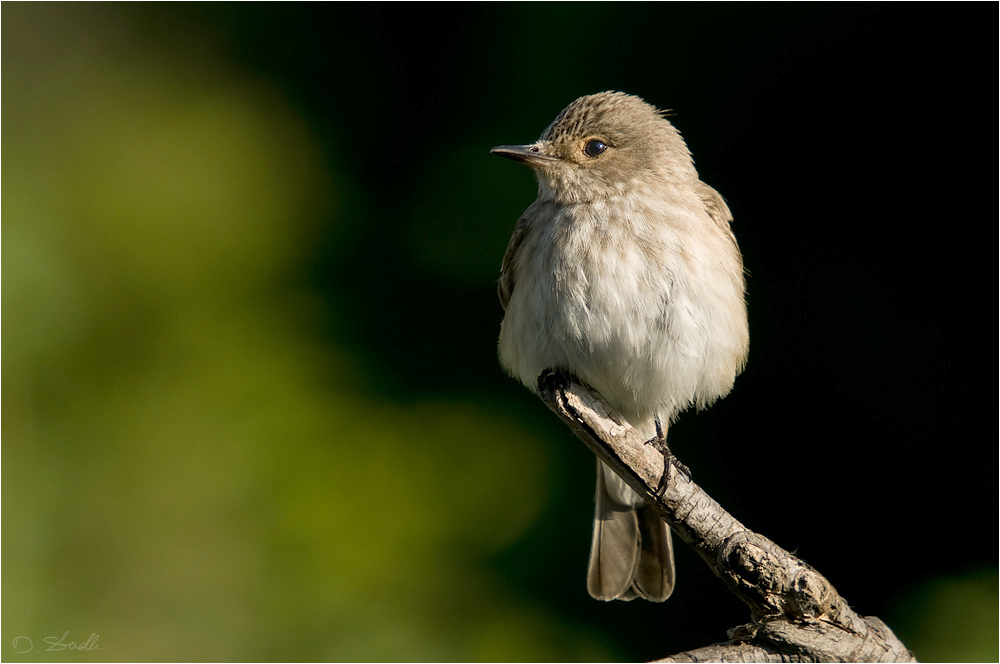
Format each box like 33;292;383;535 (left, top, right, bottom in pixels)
646;435;691;498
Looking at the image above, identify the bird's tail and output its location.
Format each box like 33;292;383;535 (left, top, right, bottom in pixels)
587;459;675;601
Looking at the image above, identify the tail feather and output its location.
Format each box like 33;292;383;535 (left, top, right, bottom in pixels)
587;460;675;602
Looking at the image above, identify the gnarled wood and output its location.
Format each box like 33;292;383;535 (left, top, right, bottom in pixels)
536;370;915;663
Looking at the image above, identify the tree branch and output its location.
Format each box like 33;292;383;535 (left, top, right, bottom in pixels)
536;370;915;663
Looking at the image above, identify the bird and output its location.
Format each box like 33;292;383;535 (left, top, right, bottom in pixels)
492;91;749;601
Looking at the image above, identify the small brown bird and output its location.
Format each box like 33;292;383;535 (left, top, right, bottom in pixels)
492;92;748;601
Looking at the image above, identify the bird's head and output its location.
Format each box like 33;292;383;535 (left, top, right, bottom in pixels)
491;91;697;204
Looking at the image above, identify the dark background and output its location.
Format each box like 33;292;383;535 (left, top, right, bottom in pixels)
4;3;996;661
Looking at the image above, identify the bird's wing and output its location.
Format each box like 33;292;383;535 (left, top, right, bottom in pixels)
498;215;530;312
696;180;744;276
694;180;734;230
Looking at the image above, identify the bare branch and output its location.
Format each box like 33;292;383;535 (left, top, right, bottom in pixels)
536;370;915;663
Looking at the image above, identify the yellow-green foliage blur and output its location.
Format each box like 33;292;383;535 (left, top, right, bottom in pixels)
4;4;996;663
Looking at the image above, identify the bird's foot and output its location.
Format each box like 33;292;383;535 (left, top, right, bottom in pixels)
647;421;690;497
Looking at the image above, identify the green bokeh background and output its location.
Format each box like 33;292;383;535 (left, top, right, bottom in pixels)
4;4;996;662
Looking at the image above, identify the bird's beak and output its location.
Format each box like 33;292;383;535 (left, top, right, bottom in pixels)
490;143;559;167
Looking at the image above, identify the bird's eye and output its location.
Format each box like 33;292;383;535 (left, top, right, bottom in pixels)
584;139;608;158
